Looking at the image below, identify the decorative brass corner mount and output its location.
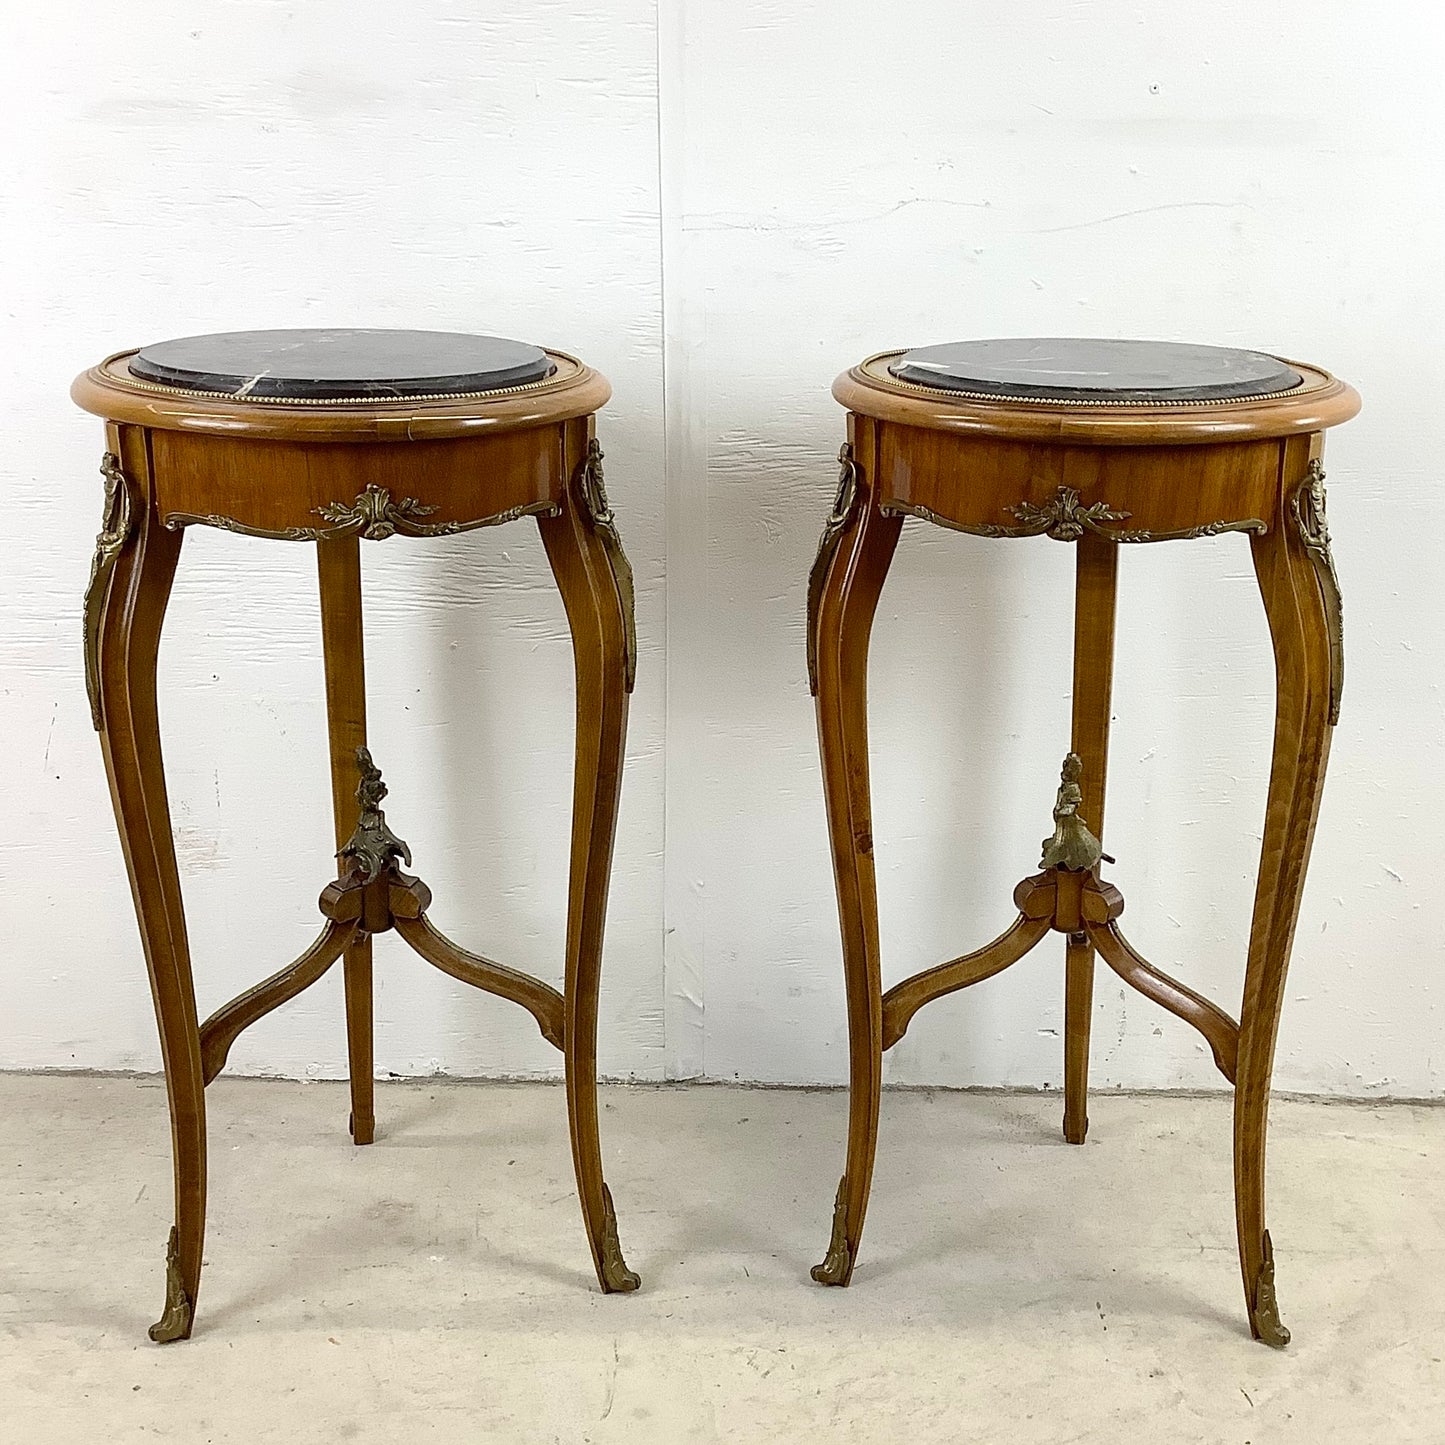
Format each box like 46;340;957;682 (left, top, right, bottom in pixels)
1291;459;1344;725
806;444;862;694
1039;753;1106;872
811;1175;853;1284
84;451;135;730
598;1184;641;1292
338;747;413;883
883;485;1266;545
577;439;638;693
148;1226;194;1344
1252;1230;1290;1348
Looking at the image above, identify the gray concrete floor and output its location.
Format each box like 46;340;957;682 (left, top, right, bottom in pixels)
2;1076;1442;1443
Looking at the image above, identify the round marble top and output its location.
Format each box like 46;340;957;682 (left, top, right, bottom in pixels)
888;338;1303;402
127;328;555;400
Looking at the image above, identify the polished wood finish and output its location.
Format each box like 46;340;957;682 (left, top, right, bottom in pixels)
1063;534;1117;1144
76;350;638;1340
317;538;375;1144
810;354;1356;1346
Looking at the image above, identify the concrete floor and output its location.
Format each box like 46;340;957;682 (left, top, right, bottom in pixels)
2;1077;1442;1443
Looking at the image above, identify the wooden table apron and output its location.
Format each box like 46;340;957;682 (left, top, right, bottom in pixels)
73;349;641;1343
807;352;1359;1347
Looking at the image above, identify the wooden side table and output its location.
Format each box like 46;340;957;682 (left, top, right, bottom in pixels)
806;338;1359;1345
74;328;642;1342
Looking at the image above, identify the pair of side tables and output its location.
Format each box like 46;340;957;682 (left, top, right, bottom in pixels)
74;329;1358;1347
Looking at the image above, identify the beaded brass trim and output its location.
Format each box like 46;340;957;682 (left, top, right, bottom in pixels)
84;451;135;730
806;444;861;694
857;351;1319;409
1291;459;1344;725
99;351;583;407
577;440;637;693
163;489;557;542
883;487;1266;545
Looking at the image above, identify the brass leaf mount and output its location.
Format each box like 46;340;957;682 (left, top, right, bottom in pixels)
578;439;638;694
811;1175;853;1285
884;485;1266;545
163;487;558;542
1251;1230;1291;1348
1291;459;1344;725
84;451;136;731
806;444;862;694
598;1184;641;1292
148;1226;194;1344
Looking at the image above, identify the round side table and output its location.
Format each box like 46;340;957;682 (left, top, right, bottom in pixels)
805;337;1359;1345
74;328;641;1342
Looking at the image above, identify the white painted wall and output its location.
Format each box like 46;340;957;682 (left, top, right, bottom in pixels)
3;2;1442;1097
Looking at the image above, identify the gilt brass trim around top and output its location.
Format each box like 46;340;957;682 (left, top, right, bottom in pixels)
162;487;558;542
84;451;135;730
1291;459;1344;725
806;444;861;694
577;439;638;693
883;485;1267;545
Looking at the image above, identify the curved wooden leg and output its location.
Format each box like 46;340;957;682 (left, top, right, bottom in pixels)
1064;534;1117;1144
539;428;639;1293
318;537;375;1144
92;432;204;1342
809;426;902;1284
1236;441;1338;1347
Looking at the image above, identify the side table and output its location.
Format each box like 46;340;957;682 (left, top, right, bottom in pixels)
806;337;1359;1344
74;328;641;1341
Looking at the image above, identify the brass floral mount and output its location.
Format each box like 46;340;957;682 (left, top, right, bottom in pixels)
84;452;135;730
577;440;638;694
1292;459;1344;725
806;444;861;695
163;484;558;542
149;1226;193;1343
884;484;1267;545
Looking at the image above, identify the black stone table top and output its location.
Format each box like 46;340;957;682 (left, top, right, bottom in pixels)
888;338;1303;402
127;328;555;400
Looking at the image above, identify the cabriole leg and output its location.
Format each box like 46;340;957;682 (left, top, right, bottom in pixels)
808;426;902;1284
1236;441;1338;1346
539;429;640;1293
91;433;204;1342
